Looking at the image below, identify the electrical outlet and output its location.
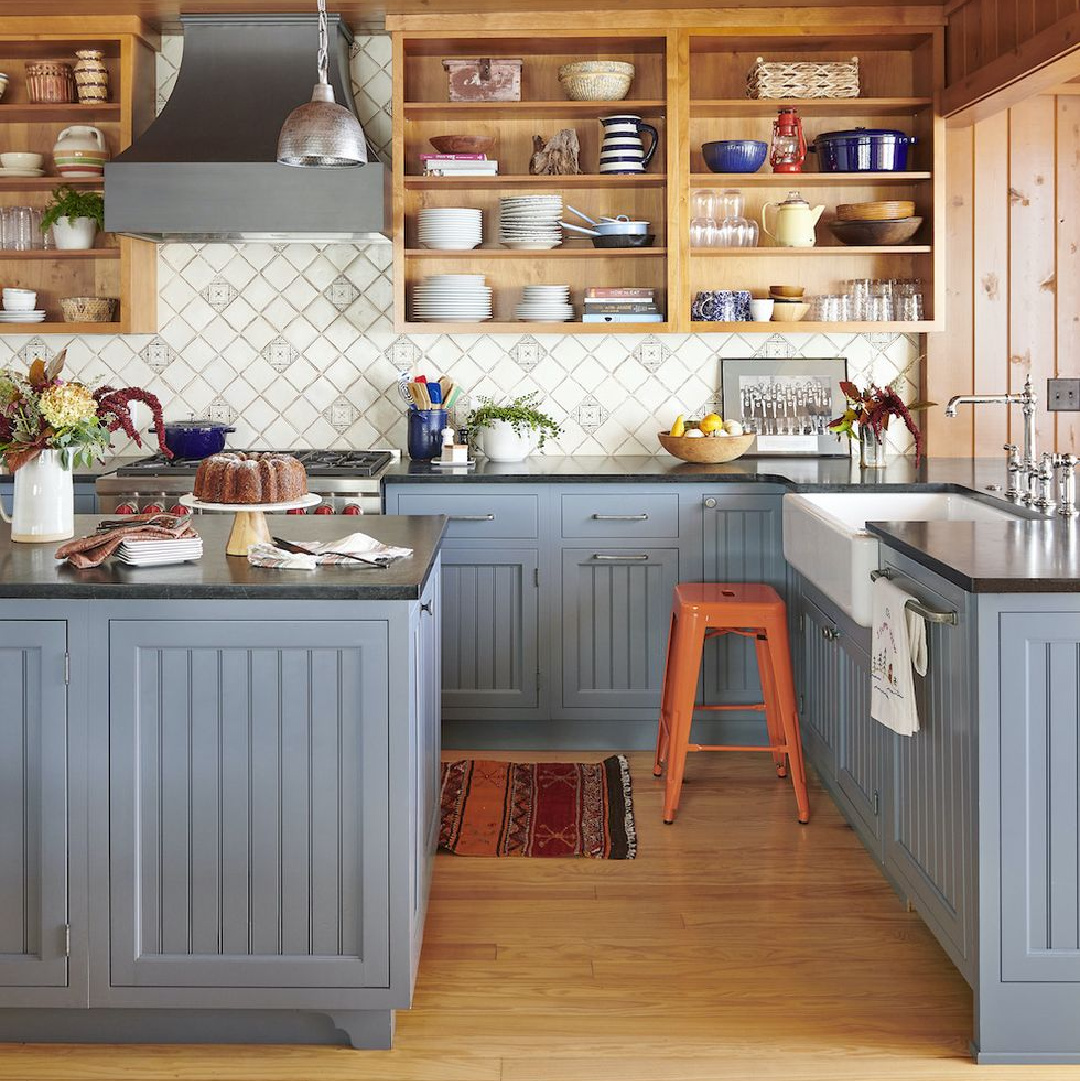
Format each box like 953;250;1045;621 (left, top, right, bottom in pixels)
1047;378;1080;411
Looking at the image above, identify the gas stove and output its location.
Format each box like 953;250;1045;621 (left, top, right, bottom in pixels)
97;449;393;516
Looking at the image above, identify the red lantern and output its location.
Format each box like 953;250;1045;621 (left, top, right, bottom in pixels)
770;107;806;173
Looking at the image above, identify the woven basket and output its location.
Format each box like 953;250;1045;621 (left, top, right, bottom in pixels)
746;56;859;100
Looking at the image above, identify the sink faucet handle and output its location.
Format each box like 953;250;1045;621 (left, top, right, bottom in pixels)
1003;443;1021;498
1054;454;1079;517
1035;452;1057;512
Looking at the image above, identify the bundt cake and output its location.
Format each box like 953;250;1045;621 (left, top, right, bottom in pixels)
193;452;308;505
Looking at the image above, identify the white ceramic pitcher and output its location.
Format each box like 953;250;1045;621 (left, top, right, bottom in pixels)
0;450;75;542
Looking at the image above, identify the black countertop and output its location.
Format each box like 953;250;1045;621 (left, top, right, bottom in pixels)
384;455;1080;593
0;514;446;601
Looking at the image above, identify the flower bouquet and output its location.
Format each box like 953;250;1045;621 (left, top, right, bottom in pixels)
0;348;170;472
828;381;932;468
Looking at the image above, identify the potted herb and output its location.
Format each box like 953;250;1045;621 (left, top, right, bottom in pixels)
828;381;933;469
41;185;105;250
465;392;561;462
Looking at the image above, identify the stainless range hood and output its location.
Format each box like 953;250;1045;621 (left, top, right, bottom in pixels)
105;14;389;243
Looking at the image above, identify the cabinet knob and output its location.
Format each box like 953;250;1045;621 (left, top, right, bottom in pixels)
420;601;432;614
703;497;717;508
821;626;840;642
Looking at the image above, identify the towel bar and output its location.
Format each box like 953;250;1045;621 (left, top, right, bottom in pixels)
870;568;960;626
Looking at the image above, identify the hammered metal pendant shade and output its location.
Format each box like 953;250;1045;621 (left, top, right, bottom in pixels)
277;82;368;167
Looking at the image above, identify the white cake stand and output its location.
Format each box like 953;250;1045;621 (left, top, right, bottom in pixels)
179;492;322;556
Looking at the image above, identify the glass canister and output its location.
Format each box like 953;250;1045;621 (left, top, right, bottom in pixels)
408;408;447;460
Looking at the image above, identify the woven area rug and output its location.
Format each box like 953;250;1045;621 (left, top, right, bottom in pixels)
439;755;637;859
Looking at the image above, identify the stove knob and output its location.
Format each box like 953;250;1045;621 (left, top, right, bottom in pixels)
115;502;139;515
168;503;187;516
286;507;307;515
314;504;334;515
142;502;165;514
343;503;362;516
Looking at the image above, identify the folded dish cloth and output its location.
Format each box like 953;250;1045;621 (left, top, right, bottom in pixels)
248;532;413;570
870;575;928;737
56;513;198;569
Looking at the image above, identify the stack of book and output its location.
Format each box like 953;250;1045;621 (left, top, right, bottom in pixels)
420;153;499;177
581;287;664;323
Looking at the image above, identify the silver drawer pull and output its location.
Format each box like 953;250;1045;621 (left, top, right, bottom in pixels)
448;513;495;522
592;513;649;521
821;626;840;642
870;569;959;626
592;553;649;561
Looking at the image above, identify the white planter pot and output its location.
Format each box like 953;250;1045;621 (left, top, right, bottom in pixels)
51;215;97;250
478;420;537;463
0;449;75;542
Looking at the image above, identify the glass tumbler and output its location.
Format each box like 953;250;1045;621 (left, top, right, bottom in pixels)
690;217;717;247
10;206;32;251
716;188;745;220
407;408;447;460
691;190;717;220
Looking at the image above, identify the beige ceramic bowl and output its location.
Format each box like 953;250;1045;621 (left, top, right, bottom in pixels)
769;284;804;298
60;296;118;322
558;60;635;101
658;431;756;463
770;301;810;322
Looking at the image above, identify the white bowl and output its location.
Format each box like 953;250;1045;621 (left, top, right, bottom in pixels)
3;292;37;311
0;152;43;171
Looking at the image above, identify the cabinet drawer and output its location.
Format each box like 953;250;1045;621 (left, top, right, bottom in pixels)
561;492;679;538
395;492;539;538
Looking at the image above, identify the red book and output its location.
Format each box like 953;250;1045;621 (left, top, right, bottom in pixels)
418;153;489;161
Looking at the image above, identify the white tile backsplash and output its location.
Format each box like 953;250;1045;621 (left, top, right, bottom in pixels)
0;33;921;459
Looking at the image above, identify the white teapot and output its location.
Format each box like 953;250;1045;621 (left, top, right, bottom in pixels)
53;125;109;179
761;190;825;248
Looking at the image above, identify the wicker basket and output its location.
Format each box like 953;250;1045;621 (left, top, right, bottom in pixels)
746;56;859;100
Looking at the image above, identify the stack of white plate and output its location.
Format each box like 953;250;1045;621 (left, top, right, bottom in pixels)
499;195;563;250
116;535;204;567
418;207;483;250
411;274;493;322
515;284;574;322
0;309;46;323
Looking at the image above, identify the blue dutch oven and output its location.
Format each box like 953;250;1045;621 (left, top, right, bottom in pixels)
157;419;235;459
811;127;916;172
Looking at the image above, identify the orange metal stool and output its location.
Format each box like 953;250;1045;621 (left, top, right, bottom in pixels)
653;582;810;825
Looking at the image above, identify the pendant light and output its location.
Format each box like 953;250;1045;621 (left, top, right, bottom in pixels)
277;0;367;168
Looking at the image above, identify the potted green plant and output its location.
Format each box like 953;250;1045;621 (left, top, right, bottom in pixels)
41;184;105;250
465;392;561;462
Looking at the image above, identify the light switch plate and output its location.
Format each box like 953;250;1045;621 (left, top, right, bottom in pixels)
1048;378;1080;411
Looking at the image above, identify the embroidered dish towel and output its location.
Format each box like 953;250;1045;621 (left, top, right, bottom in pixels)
870;575;928;737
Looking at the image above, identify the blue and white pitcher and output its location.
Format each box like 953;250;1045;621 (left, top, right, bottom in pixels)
598;114;658;174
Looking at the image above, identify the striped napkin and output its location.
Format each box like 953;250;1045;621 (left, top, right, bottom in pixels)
247;532;413;570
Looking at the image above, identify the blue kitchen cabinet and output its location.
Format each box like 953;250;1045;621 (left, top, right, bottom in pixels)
879;554;975;982
0;619;78;1005
106;618;392;999
797;590;841;780
834;625;881;854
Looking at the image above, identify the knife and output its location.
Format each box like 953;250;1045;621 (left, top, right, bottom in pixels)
270;535;389;568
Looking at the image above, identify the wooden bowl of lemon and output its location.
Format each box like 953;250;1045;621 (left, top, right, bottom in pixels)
658;416;756;463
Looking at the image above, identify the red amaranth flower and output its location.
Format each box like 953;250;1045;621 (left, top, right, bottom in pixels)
95;385;172;458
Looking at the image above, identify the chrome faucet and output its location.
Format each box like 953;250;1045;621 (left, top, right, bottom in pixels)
945;375;1039;503
1055;454;1079;517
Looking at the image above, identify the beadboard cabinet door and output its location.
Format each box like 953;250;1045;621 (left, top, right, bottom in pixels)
835;630;882;852
107;620;390;999
0;621;72;999
439;547;540;715
559;546;680;712
797;593;841;779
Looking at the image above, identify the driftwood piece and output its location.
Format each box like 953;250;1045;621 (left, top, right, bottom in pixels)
529;128;582;176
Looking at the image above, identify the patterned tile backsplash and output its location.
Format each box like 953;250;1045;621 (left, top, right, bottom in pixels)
0;34;920;458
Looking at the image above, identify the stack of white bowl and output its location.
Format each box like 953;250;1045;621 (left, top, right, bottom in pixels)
515;285;574;322
499;195;563;250
0;287;44;323
411;275;492;322
417;207;483;250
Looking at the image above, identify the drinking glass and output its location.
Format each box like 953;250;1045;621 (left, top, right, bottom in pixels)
716;188;745;221
691;189;717;220
690;216;717;247
895;293;923;321
865;295;894;321
29;208;43;249
10;206;32;251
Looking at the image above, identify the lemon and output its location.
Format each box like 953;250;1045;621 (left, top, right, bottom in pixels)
670;414;685;438
699;413;723;435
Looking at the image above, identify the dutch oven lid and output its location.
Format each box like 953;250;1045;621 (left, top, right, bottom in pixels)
815;127;913;142
162;418;233;430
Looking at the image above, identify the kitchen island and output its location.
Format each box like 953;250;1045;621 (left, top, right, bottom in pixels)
384;455;1080;1064
0;514;444;1050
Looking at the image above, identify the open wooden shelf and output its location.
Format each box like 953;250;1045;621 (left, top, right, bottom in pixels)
404;99;666;120
691;245;932;256
690;97;933;118
402;320;672;333
404;173;666;190
0;177;103;191
691;320;939;333
0;102;121;123
0;321;121;334
689;172;933;185
0;247;118;259
407;247;666;258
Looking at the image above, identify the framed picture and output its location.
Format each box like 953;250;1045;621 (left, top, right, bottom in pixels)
720;356;849;457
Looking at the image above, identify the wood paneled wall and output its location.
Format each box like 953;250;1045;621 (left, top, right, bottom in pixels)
925;91;1080;457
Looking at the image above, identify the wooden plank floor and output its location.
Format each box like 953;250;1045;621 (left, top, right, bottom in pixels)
2;751;1079;1080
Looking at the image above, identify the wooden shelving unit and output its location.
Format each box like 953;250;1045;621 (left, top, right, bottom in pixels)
391;20;944;334
0;17;158;335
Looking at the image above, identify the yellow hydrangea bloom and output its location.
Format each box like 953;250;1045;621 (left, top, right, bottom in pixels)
40;383;98;429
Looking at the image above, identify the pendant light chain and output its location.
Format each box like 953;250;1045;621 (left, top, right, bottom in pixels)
316;0;330;86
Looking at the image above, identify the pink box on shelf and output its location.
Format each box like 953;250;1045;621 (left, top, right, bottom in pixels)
443;58;523;102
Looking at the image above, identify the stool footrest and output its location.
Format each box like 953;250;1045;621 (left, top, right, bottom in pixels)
691;703;766;713
688;743;792;754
